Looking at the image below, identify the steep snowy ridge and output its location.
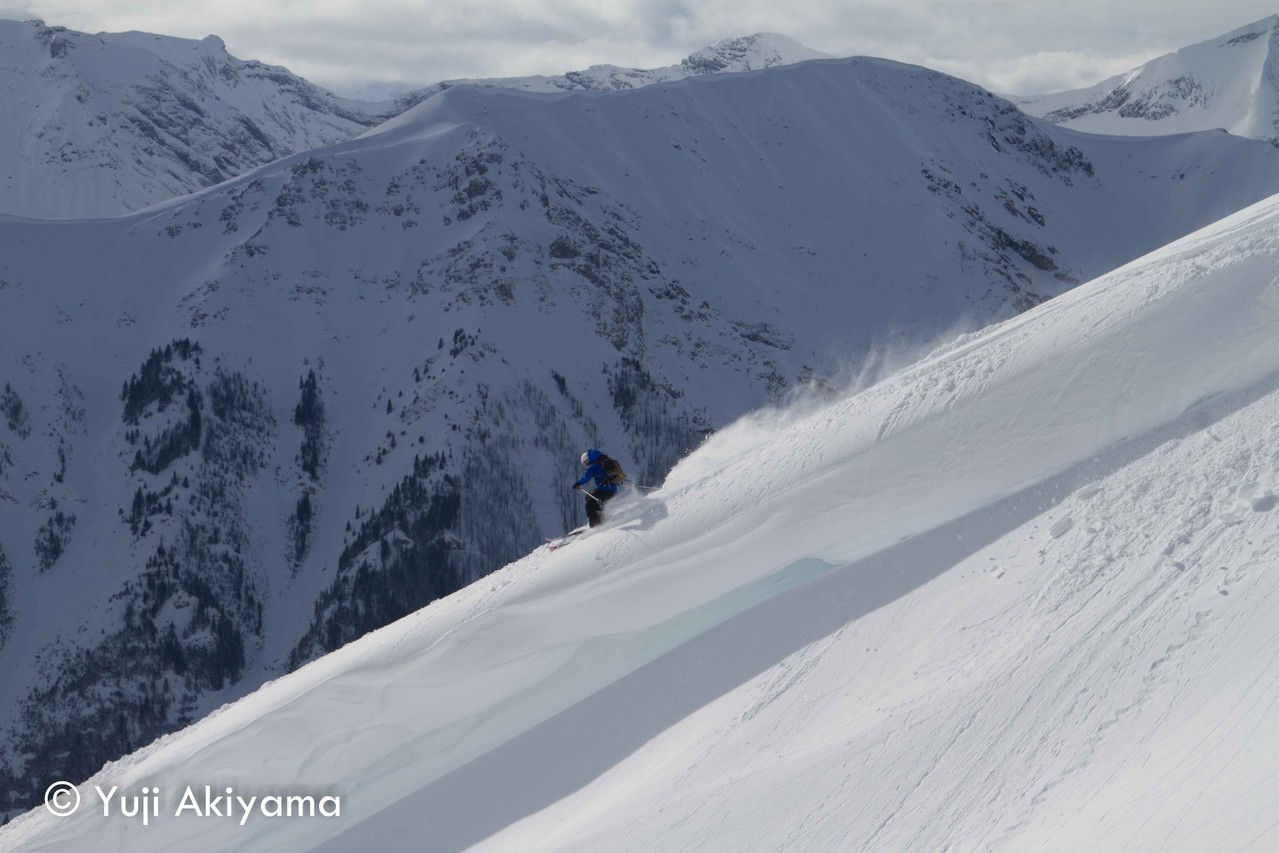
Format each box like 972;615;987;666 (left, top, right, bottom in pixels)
5;183;1279;853
4;57;1279;823
0;19;395;220
1018;15;1279;140
0;20;826;220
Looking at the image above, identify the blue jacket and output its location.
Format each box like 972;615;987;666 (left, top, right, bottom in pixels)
575;449;620;494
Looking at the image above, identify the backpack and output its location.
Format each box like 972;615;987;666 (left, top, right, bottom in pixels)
599;455;626;486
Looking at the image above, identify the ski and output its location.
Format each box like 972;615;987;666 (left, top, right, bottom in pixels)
545;525;589;550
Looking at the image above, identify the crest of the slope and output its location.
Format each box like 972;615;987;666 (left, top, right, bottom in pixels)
363;53;1010;146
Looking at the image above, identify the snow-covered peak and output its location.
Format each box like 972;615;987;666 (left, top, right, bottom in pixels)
679;33;831;75
389;32;830;104
1017;15;1279;140
0;18;395;219
0;18;831;219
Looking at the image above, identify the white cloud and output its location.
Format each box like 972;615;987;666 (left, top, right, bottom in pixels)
929;50;1166;96
2;0;1275;96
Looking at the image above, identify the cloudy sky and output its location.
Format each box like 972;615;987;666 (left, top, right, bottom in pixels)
2;0;1276;98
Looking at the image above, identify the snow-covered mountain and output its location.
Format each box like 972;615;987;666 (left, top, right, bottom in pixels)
2;55;1279;820
0;20;826;220
0;19;397;220
1018;15;1279;141
6;174;1279;853
396;32;830;100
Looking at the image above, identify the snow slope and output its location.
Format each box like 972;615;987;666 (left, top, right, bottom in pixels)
4;56;1279;824
1018;15;1279;141
5;167;1279;853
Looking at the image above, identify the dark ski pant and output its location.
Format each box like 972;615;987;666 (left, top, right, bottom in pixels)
586;488;615;527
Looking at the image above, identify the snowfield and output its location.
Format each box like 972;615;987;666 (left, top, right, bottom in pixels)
5;182;1279;851
1018;15;1279;142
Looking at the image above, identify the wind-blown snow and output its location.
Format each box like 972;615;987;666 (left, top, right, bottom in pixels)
6;184;1279;851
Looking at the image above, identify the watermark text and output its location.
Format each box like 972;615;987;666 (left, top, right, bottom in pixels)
45;782;341;827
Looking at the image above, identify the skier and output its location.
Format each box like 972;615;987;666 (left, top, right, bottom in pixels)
572;448;626;527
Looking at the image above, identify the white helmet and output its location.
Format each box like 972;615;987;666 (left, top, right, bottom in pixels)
580;452;590;465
